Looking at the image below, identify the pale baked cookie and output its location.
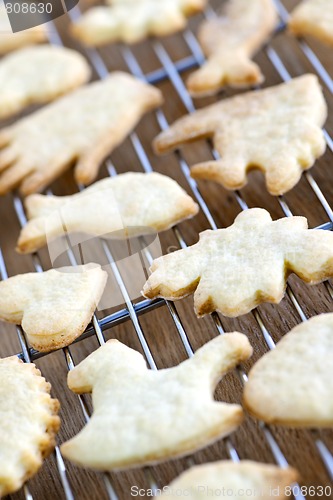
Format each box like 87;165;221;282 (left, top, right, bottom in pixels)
160;460;298;499
142;208;333;318
61;334;252;470
0;356;60;497
0;5;46;55
244;313;333;427
71;0;207;46
289;0;333;46
155;75;327;196
0;72;163;196
0;46;91;120
187;0;278;97
17;172;199;254
0;264;107;351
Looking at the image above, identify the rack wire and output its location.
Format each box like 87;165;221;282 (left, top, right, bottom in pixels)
0;0;332;498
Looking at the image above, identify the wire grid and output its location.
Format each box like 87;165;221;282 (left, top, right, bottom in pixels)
0;0;332;498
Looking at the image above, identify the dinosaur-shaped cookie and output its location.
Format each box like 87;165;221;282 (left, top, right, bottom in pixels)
289;0;333;46
0;72;162;195
155;75;327;196
244;313;333;427
0;46;90;120
0;264;107;351
187;0;278;96
17;172;199;254
161;460;298;499
143;208;333;317
71;0;207;46
0;356;60;497
61;334;252;470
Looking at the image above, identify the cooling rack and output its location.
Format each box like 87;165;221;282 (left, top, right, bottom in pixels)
0;0;332;498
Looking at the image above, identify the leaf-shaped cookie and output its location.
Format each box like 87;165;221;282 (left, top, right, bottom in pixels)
0;72;163;196
244;313;333;427
142;208;333;318
155;75;327;196
0;46;91;120
160;460;298;499
289;0;333;46
71;0;207;46
61;334;252;470
0;356;60;497
0;5;46;55
0;264;107;351
187;0;278;97
17;172;199;254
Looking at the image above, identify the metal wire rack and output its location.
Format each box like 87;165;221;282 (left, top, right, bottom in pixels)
0;0;332;498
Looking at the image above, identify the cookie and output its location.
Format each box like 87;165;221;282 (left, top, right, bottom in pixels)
71;0;207;46
17;172;199;254
0;46;91;120
154;74;327;196
0;5;46;55
160;460;299;499
289;0;333;46
244;313;333;427
0;72;163;196
61;333;252;470
0;356;60;497
142;208;333;318
187;0;278;97
0;264;107;352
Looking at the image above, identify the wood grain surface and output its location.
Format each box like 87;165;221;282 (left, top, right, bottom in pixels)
0;0;332;499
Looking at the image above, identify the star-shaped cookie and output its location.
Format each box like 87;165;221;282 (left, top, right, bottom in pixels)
187;0;278;96
154;75;327;196
0;264;107;351
17;172;199;254
0;356;60;497
161;460;298;499
61;334;252;470
0;46;91;120
0;72;162;196
244;313;333;427
289;0;333;46
142;208;333;318
71;0;207;46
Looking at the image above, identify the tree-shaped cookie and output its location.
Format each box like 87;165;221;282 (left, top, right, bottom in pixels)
161;460;298;499
289;0;333;46
187;0;278;97
154;75;327;196
71;0;207;46
244;313;333;427
61;334;252;470
143;208;333;318
0;356;60;497
0;72;162;196
0;264;107;351
0;46;90;120
17;172;199;254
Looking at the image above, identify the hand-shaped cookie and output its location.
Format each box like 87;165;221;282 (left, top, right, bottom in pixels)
0;46;90;120
155;75;327;196
244;313;333;427
143;208;333;317
0;264;107;351
0;72;162;196
71;0;207;46
17;172;198;254
61;334;252;470
161;460;298;499
0;5;46;55
187;0;278;96
289;0;333;46
0;356;59;497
